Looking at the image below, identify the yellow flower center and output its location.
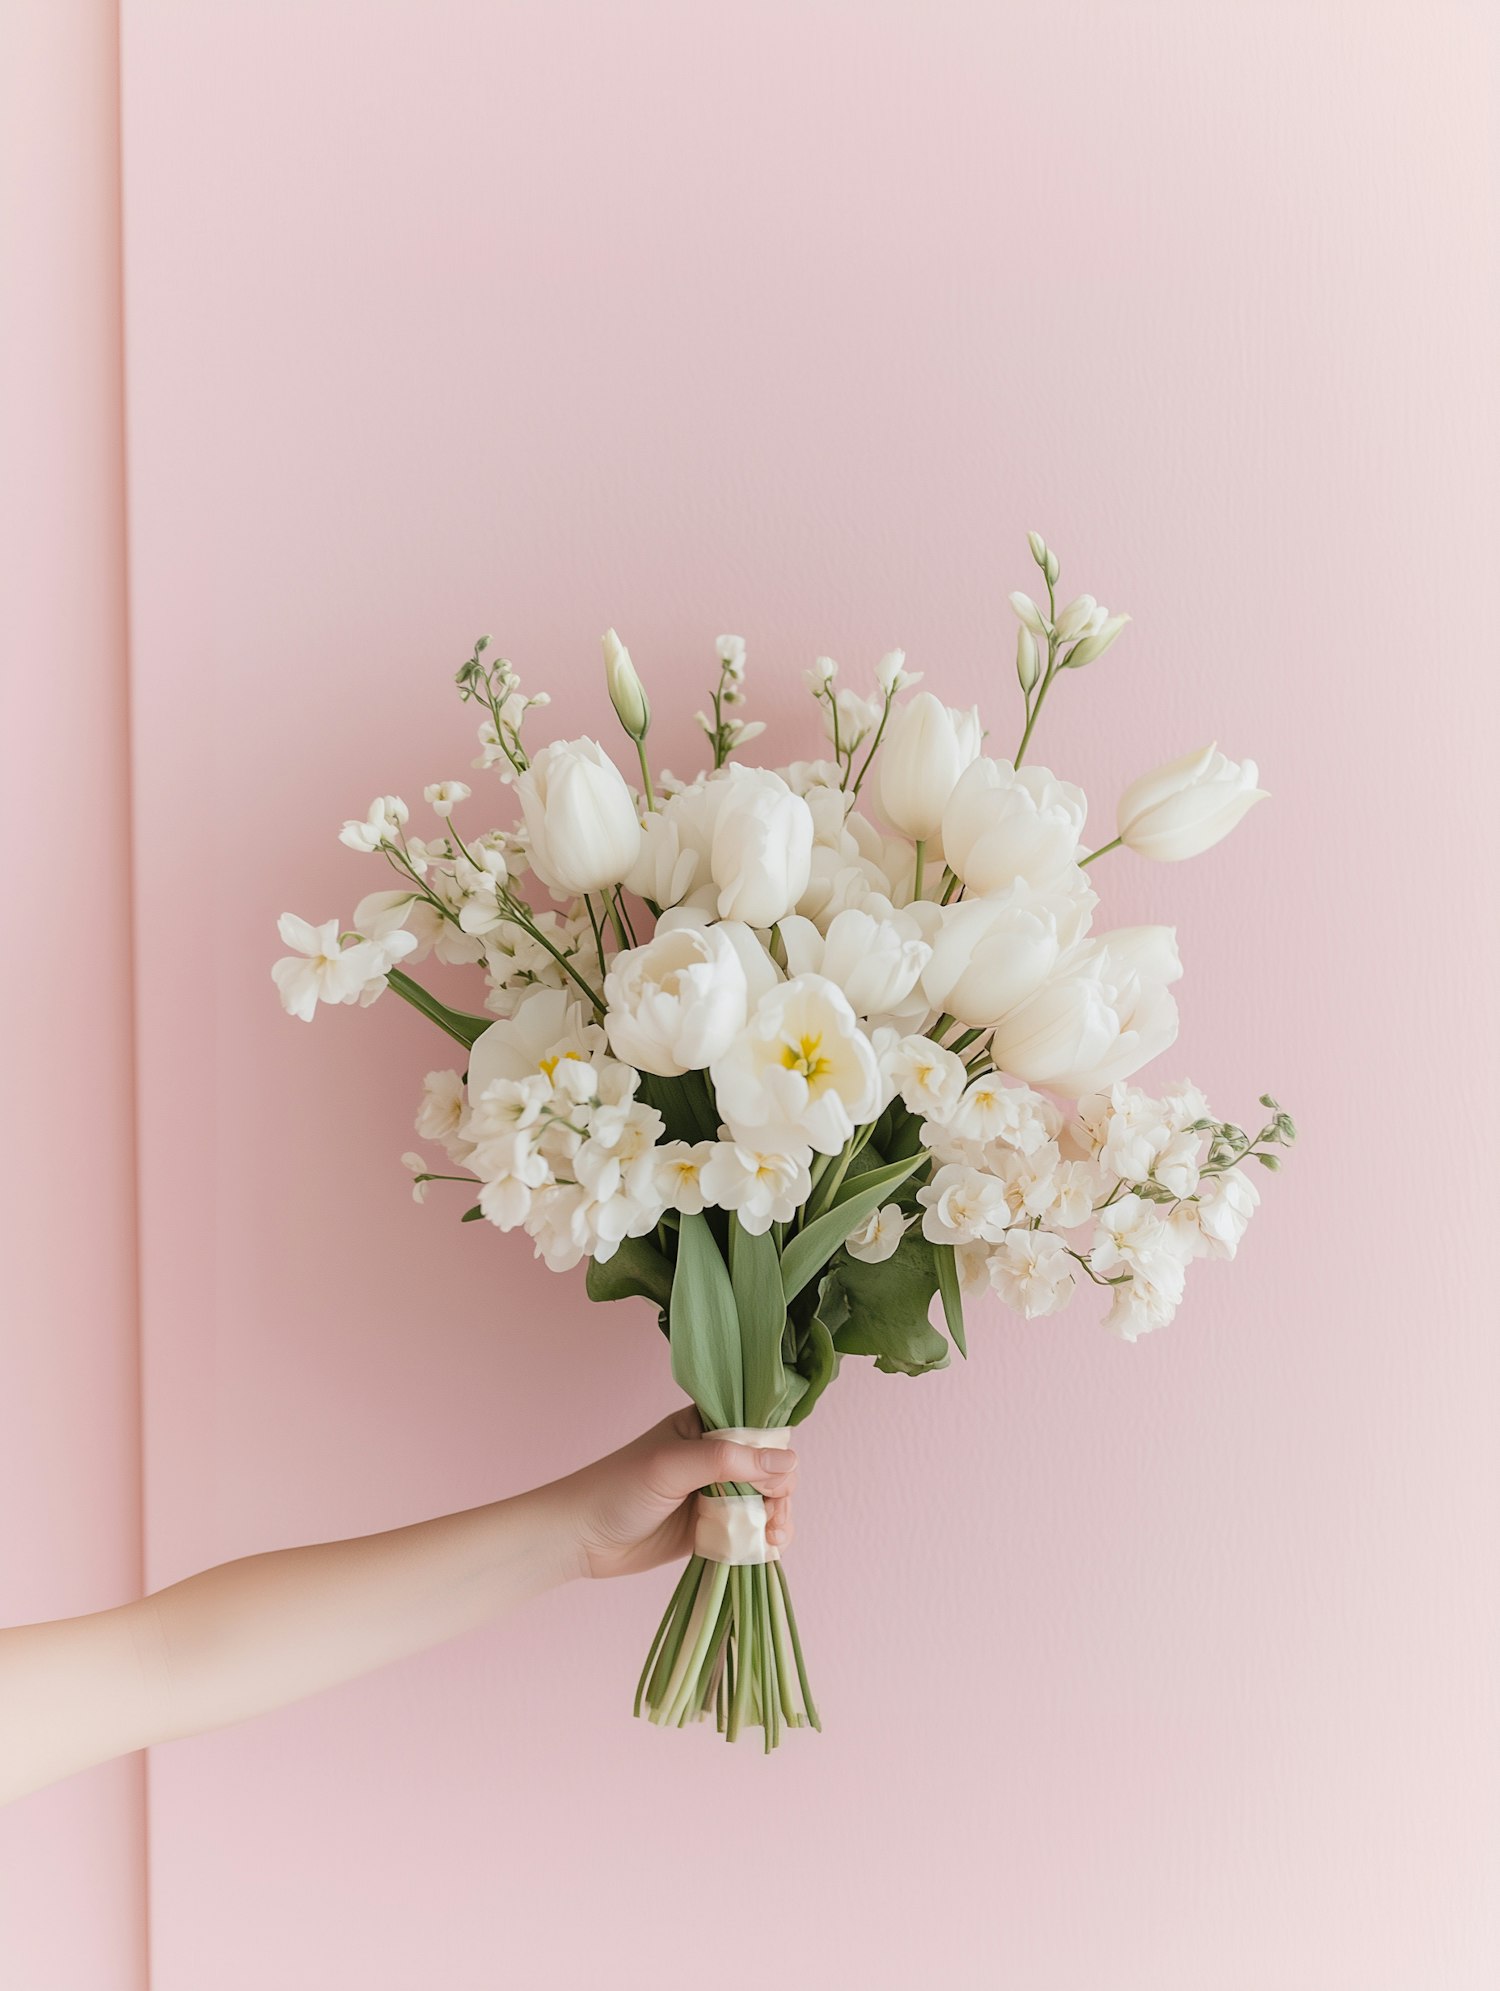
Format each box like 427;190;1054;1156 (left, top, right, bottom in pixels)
780;1032;833;1082
537;1050;585;1077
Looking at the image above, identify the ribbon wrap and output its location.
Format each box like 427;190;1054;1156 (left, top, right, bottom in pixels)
693;1426;793;1566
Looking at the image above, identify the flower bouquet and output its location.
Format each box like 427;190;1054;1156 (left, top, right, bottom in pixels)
274;533;1294;1749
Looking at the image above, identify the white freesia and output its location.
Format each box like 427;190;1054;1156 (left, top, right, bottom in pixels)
778;903;932;1022
339;795;408;852
698;1142;812;1236
710;974;882;1156
877;692;983;842
709;768;815;926
916;1163;1011;1246
845;1204;914;1264
920;878;1093;1029
987;1229;1076;1317
270;914;417;1021
514;737;642;896
941;758;1088;895
423;780;471;816
1116;744;1268;861
603;920;754;1076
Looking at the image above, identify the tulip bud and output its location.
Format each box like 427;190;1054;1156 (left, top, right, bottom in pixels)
1026;531;1048;569
1008;591;1050;638
1116;743;1269;861
602;628;650;741
1015;626;1039;694
1063;612;1130;667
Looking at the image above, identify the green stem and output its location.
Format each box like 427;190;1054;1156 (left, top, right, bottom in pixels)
582;895;608;980
606;894;631;954
912;840;926;902
1079;834;1123;868
635;738;657;812
503;899;605;1012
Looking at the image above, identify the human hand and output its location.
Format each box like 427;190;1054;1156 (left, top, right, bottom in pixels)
554;1407;799;1580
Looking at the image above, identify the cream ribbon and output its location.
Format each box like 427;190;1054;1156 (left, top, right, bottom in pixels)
693;1427;793;1566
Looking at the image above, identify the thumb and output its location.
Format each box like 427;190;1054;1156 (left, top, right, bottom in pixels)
649;1430;799;1501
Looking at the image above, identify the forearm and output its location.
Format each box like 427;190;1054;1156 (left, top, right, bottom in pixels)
0;1482;582;1805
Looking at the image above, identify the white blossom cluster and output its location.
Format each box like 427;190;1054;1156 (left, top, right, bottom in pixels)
276;554;1285;1342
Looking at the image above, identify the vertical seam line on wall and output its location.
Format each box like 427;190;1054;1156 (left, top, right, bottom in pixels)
112;0;153;1981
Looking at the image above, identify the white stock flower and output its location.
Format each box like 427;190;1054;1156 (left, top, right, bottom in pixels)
881;1034;969;1122
353;887;445;963
423;780;471;816
845;1203;914;1264
604;919;755;1076
271;914;416;1021
941;758;1088;895
921;879;1093;1030
948;1073;1062;1155
987;1229;1076;1317
338;795;408;852
709;768;815;926
1116;744;1268;862
654;1140;718;1215
710;975;882;1155
916;1163;1011;1246
1089;1194;1192;1330
877;693;983;842
1171;1168;1259;1261
778;904;932;1022
699;1142;812;1235
715;634;747;679
415;1069;473;1163
1103;1276;1182;1343
514;737;642;897
401;1152;431;1203
875;649;920;695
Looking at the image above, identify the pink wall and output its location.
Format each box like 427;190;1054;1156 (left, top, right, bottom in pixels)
4;1;1497;1985
0;4;147;1985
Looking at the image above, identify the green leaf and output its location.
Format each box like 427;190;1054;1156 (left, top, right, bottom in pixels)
461;1204;484;1223
586;1235;674;1313
668;1211;743;1430
787;1296;840;1426
641;1070;719;1146
829;1231;950;1376
730;1219;791;1427
779;1152;928;1303
933;1241;968;1358
386;967;493;1049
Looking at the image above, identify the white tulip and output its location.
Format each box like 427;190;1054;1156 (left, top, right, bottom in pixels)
986;958;1121;1092
941;757;1088;896
515;737;642;897
603;920;753;1077
709;767;815;927
778;903;932;1022
602;628;650;740
990;925;1181;1096
1116;744;1268;861
877;693;983;842
710;974;882;1156
919;879;1094;1029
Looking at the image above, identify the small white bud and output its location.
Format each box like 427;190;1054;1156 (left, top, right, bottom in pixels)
602;627;651;740
1007;591;1050;638
1016;626;1039;694
1026;531;1048;569
1064;612;1130;667
805;655;838;691
875;648;908;693
1044;548;1059;587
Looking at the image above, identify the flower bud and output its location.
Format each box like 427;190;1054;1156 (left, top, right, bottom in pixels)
1008;591;1050;638
1026;531;1048;568
1052;594;1097;643
1016;626;1039;694
1063;612;1130;667
1044;548;1059;587
602;628;650;740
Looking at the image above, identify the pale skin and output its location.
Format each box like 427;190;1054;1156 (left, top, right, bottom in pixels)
0;1409;796;1807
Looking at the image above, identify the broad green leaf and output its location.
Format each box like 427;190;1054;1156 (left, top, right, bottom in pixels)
779;1152;927;1303
933;1241;968;1358
461;1204;484;1223
829;1231;950;1376
387;967;493;1049
669;1211;743;1430
586;1235;675;1313
642;1070;719;1146
730;1219;791;1427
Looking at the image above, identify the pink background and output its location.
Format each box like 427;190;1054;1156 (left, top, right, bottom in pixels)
4;2;1497;1986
